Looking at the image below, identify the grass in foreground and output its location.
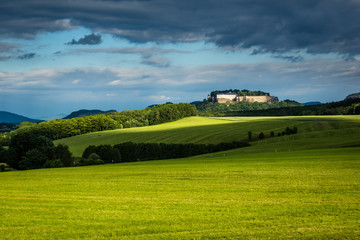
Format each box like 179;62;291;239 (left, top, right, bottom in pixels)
2;116;360;239
1;147;359;239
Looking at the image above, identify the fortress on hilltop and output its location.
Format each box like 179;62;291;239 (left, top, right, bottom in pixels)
208;89;279;104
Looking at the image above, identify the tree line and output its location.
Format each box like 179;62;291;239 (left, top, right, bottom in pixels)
209;89;270;98
0;123;18;133
0;131;250;170
196;99;360;117
196;99;302;116
248;126;298;141
0;132;73;170
82;141;251;164
2;103;196;142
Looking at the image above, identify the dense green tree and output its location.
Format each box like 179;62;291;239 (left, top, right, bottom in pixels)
18;149;48;170
82;144;121;163
7;132;72;170
88;153;101;161
97;145;121;163
206;99;360;117
82;145;98;159
43;159;64;168
54;144;73;167
111;141;250;162
7;132;53;169
259;132;264;139
79;153;104;166
0;146;7;163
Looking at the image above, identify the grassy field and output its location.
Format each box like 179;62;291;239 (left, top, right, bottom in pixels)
55;116;360;156
1;116;360;239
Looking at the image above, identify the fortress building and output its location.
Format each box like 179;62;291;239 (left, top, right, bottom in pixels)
208;92;278;104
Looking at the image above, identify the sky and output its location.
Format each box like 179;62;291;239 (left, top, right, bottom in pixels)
0;0;360;119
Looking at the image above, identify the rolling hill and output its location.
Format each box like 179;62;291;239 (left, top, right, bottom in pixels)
55;116;360;157
63;109;116;119
0;111;42;123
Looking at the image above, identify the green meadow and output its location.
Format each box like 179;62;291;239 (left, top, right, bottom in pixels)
1;116;360;239
56;116;360;156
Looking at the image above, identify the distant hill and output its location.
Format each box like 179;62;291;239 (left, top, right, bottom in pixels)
345;92;360;100
0;111;42;124
148;102;173;108
39;113;67;121
190;101;202;105
302;102;322;106
63;109;117;119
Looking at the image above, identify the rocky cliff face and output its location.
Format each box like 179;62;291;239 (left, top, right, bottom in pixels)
345;92;360;100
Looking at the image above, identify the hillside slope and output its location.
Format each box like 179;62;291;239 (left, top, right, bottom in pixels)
55;116;360;156
63;109;116;119
0;111;42;123
1;146;359;239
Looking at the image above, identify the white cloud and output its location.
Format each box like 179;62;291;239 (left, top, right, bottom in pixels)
1;58;359;114
107;80;122;86
149;95;171;101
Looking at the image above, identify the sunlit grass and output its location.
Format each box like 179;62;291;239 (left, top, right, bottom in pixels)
2;116;360;239
1;147;359;239
55;116;360;156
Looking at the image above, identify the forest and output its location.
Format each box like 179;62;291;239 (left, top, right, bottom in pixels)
209;89;271;97
0;103;196;143
83;141;250;163
0;133;250;170
196;99;302;116
196;99;360;116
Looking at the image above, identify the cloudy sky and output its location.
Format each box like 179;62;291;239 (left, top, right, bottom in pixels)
0;0;360;119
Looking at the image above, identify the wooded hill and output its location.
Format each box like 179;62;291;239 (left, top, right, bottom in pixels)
196;98;360;116
63;109;116;119
6;103;196;141
209;89;270;98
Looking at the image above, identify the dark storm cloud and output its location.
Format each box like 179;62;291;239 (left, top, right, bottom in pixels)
141;56;170;68
272;55;305;63
66;47;189;67
0;56;11;61
70;47;188;56
17;53;36;60
1;0;360;56
0;41;19;53
66;33;102;45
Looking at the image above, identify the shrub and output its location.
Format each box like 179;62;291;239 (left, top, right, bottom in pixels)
82;145;98;159
88;153;101;161
79;156;104;166
293;127;298;134
259;132;264;139
43;159;64;168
